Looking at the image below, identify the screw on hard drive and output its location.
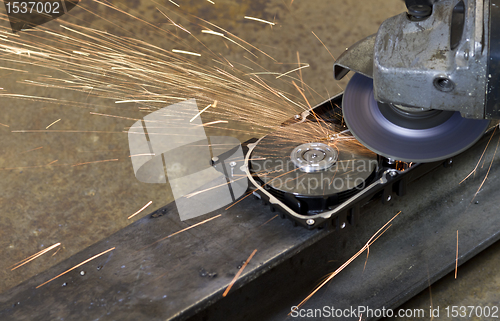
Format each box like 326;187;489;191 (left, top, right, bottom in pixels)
229;161;237;177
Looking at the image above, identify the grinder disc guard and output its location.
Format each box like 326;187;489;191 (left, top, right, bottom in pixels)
342;73;490;163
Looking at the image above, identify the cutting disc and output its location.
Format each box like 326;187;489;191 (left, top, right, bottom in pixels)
342;73;490;162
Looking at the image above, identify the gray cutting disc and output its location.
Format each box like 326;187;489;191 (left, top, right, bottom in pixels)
250;122;377;196
342;73;490;163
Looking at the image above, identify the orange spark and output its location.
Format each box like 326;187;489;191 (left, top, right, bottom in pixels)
223;249;258;297
471;133;500;202
224;190;256;210
11;243;61;271
36;247;116;288
311;31;336;61
0;122;9;127
128;201;153;219
20;146;43;154
136;215;222;253
71;159;119;167
258;215;278;228
460;127;496;184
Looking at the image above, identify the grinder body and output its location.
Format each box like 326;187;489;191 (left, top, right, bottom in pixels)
334;0;500;162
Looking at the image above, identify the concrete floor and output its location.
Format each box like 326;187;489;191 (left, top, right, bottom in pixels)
0;0;498;319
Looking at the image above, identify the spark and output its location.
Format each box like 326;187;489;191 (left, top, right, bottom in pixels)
129;153;155;157
185;176;247;198
72;51;90;56
311;31;336;61
196;120;228;127
206;0;215;4
190;104;212;122
471;133;500;202
278;92;307;110
172;49;201;57
0;122;9;127
276;64;309;79
71;159;119;167
460;127;496;184
45;119;61;129
223;249;258;297
51;247;61;257
36;247;116;288
128;201;153;220
258;215;278;228
455;230;458;279
291;212;401;312
0;94;57;101
0;66;27;73
202;30;225;37
156;8;191;34
47;160;58;165
244;16;276;26
224;190;256;210
12;130;123;134
90;112;140;121
296;51;304;88
10;243;61;271
20;146;43;154
168;0;180;7
136;215;222;253
114;100;168;104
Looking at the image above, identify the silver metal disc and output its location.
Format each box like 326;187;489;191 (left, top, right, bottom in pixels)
290;142;338;172
342;73;490;163
250;122;377;196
